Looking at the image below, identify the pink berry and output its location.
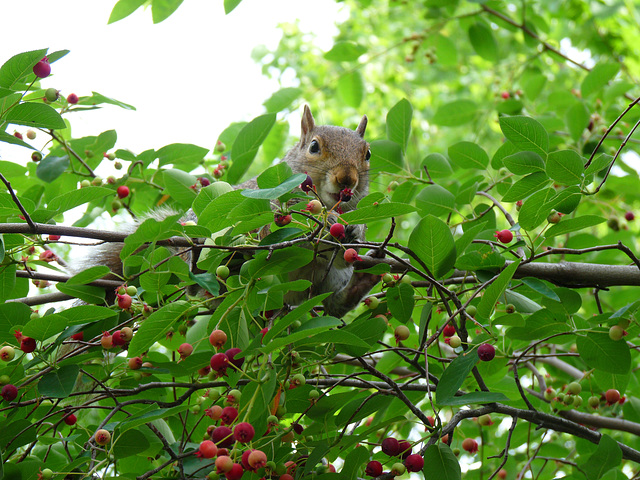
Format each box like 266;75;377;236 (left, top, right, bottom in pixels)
274;214;292;227
117;293;132;309
216;455;234;473
233;422;255;443
117;185;130;199
111;330;127;346
1;384;18;402
198;440;218;459
329;223;346;240
209;329;228;348
501;91;510;99
225;463;244;480
48;234;61;241
494;229;513;244
605;389;621;405
71;332;84;341
248;450;268;469
343;248;361;263
462;438;478;453
477;343;495;361
67;93;79;104
210;353;229;375
220;406;238;425
33;58;51;78
177;343;193;359
225;347;244;369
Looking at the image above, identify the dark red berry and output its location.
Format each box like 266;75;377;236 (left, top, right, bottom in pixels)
211;426;234;448
405;454;424;472
292;423;304;435
64;413;77;425
117;185;130;199
477;343;495;361
210;353;229;375
381;437;400;456
1;384;18;402
13;131;23;140
605;389;621;405
625;211;635;221
442;324;456;337
199;177;211;187
397;440;412;459
33;58;51;78
274;214;292;227
20;337;36;353
220;406;238;425
300;174;314;192
225;463;244;480
329;223;346;240
339;187;353;202
365;460;383;477
225;348;244;369
233;422;255;443
111;330;127;346
67;93;79;104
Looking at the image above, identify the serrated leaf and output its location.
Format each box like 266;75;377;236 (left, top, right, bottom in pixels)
577;331;631;374
22;305;116;340
503;151;545;175
546;150;584;185
499;116;549;157
477;259;521;321
340;202;416;224
337;71;364;108
506;308;570;341
408;215;456;278
163;168;197;209
518;187;555;230
455;250;506;271
581;63;620;97
4;102;66;129
448;141;489;170
436;349;478;404
422;153;453;178
585;154;612;176
56;283;105;304
386;283;415;323
129;301;190;356
566;102;591;141
545;215;605;239
47;186;114;213
263;87;302;112
38;365;79;398
433;100;477;126
423;444;461;480
502;172;550;202
36;155;70;183
156;143;208;167
386;98;412;152
415;184;456;217
520;278;560;301
227;113;276;184
468;22;498;61
324;41;366;62
241;173;306;199
113;428;151;458
369;139;403;173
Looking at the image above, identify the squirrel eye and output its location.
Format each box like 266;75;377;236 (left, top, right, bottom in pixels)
365;149;371;161
309;139;320;154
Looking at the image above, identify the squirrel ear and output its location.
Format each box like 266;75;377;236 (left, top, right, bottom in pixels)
301;105;315;140
355;115;368;138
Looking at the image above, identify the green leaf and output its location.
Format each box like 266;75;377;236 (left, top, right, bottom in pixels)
108;0;146;23
455;251;506;271
113;428;151;458
247;247;314;277
151;0;184;23
386;283;415;323
520;278;560;301
224;0;242;13
577;331;631;374
518;187;555;230
56;283;105;304
566;102;591;141
499;116;549;157
386;98;412;152
506;308;571;341
433;100;477;126
581;63;620;97
585;153;612;176
263;87;302;113
422;153;453;178
156;143;208;167
86;91;136;110
423;444;461;480
241;173;307;199
261;317;343;354
0;302;31;343
436;349;478;404
3;102;66;129
408;215;456;278
338;314;387;357
38;365;80;398
337;71;364;108
227;113;276;184
129;301;191;356
415;184;456;218
477;259;521;321
47;186;114;214
340;202;416;224
545;215;605;239
67;266;111;285
546;150;584;185
36;155;70;183
22;305;116;340
468;22;498;61
502;172;550;202
162;169;197;209
341;445;370;480
447;141;489;170
324;41;366;62
440;391;510;406
503;151;546;175
579;434;622;480
0;49;48;88
369;140;404;173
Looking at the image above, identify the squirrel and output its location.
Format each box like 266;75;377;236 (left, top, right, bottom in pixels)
81;106;380;317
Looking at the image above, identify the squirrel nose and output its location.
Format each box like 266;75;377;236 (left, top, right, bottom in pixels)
333;166;359;190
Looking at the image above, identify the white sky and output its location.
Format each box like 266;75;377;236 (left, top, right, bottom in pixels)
0;0;344;163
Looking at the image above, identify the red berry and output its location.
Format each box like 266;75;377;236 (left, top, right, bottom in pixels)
405;454;424;472
233;422;255;443
343;248;361;263
117;293;132;309
477;343;495;361
177;343;193;360
462;438;478;454
67;93;79;104
199;177;211;187
274;214;292;227
501;91;510;99
198;440;218;459
625;211;635;221
211;426;234;448
225;463;244;480
397;439;412;459
210;352;229;375
494;229;513;244
365;460;383;477
210;329;228;348
48;234;61;241
33;58;51;78
605;388;621;405
498;469;507;479
339;187;353;202
128;357;143;370
117;185;130;199
225;347;244;369
442;324;456;337
220;406;238;425
300;174;314;192
64;413;77;425
381;437;400;456
248;450;268;469
13;131;23;140
20;337;36;353
111;330;127;346
330;223;346;240
39;250;57;262
1;384;18;402
94;429;111;445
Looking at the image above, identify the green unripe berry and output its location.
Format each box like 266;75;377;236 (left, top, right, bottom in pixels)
382;273;394;285
177;324;188;336
391;463;406;476
0;375;10;385
609;325;624;341
544;388;556;401
111;200;122;211
466;305;477;317
505;303;516;314
91;176;103;186
216;265;230;279
45;88;59;102
309;389;320;399
588;396;600;409
266;461;277;471
449;335;461;348
293;373;306;386
365;296;380;309
80;179;91;188
394;324;410;342
41;468;53;480
573;395;583;407
106;152;116;160
126;285;137;296
567;382;582;395
267;414;278;425
400;275;412;285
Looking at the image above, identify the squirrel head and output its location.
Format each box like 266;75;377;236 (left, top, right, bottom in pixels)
288;105;370;212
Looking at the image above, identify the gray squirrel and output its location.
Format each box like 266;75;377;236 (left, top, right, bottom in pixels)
88;106;380;317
